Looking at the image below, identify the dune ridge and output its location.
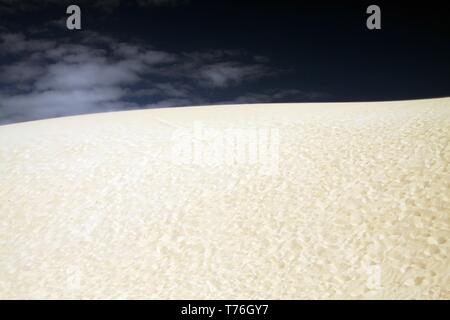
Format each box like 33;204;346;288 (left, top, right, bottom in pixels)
0;98;449;299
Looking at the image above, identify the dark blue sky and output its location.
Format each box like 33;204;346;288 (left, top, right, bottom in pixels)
1;0;449;124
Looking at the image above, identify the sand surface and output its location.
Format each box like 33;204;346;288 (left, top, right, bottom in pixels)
0;98;449;299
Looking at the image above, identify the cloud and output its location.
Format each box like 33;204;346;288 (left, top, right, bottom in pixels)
0;29;288;124
0;33;54;54
0;88;129;125
36;62;141;90
0;29;325;125
134;83;192;98
0;62;45;84
196;62;272;88
147;51;274;89
142;97;194;109
0;31;153;123
222;89;331;104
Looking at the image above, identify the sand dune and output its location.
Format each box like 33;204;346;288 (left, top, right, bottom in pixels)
0;98;449;299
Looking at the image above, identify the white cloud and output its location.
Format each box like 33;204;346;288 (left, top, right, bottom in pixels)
142;97;193;109
222;89;330;104
0;62;45;83
196;62;270;88
0;30;291;124
0;33;55;54
0;87;128;124
36;62;141;91
139;50;177;65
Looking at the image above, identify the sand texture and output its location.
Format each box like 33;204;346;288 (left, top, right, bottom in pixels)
0;98;449;299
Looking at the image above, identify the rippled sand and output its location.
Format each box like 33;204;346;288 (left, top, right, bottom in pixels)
0;98;449;299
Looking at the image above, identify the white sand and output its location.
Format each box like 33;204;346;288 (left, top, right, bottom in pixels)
0;98;449;299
